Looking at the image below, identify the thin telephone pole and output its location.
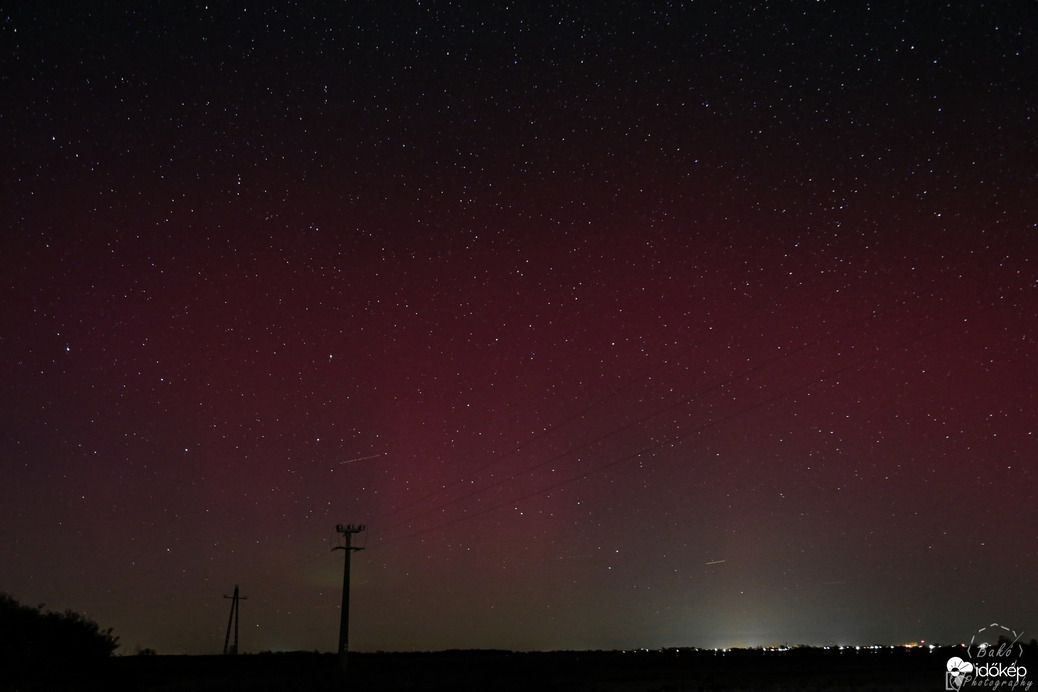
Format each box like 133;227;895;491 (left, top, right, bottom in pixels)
332;523;365;667
222;584;246;655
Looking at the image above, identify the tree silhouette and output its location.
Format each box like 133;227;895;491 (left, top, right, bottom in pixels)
0;593;119;680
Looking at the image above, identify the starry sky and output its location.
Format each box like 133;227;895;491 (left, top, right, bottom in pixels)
1;2;1036;655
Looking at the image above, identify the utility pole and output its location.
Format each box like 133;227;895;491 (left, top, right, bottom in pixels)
222;584;246;655
332;523;365;668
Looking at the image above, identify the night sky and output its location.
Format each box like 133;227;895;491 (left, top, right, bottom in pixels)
2;2;1036;655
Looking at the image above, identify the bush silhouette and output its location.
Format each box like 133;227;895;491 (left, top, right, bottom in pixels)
0;592;119;679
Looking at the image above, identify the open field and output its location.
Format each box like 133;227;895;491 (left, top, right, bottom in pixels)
12;646;1026;691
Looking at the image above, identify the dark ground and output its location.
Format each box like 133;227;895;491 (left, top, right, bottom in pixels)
9;646;1030;691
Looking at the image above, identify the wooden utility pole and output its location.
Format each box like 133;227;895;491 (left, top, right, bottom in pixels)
222;584;246;655
333;524;365;668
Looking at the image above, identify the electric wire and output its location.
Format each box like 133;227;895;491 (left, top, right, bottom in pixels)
368;264;1025;548
366;267;972;540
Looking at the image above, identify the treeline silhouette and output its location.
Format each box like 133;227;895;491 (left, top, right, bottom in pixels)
0;592;118;683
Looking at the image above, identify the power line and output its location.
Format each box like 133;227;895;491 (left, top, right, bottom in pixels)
363;270;821;529
222;584;246;655
371;276;1022;548
368;272;952;541
332;523;365;669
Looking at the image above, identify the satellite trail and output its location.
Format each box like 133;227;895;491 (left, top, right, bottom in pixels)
340;453;383;464
705;560;727;565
